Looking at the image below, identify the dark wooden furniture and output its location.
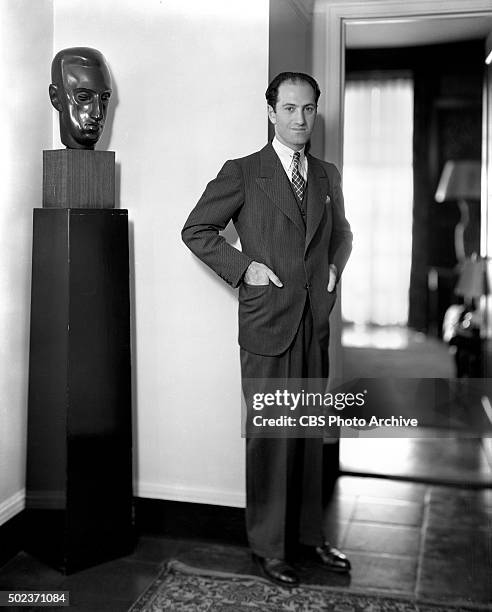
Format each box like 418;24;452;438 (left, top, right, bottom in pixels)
43;150;115;209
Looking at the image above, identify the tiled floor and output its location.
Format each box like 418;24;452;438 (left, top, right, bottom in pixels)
1;476;491;611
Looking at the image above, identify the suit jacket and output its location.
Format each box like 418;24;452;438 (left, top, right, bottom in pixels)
182;143;352;356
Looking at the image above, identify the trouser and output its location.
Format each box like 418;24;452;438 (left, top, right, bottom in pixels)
240;297;329;559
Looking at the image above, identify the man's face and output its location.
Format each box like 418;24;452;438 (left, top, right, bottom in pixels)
58;62;112;149
268;80;317;150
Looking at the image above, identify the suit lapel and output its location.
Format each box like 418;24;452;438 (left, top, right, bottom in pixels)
305;154;329;253
256;144;305;235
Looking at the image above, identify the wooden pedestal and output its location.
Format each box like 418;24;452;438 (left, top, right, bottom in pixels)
43;150;115;208
26;208;134;573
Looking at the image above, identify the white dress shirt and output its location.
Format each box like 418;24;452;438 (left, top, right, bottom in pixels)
271;136;337;283
272;136;308;183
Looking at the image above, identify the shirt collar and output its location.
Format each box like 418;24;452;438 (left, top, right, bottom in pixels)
272;136;306;168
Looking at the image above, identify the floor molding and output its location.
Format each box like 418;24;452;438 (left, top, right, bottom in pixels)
136;482;245;508
134;497;247;545
0;490;25;527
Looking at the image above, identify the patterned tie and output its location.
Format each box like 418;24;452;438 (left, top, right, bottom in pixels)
291;151;306;202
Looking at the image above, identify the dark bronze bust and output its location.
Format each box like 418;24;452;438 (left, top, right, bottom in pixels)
49;47;112;150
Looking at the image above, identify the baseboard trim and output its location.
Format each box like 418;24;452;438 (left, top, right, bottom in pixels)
134;497;247;545
136;482;245;508
0;490;25;527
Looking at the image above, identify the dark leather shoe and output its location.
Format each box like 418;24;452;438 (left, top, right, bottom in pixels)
313;542;351;573
253;554;299;587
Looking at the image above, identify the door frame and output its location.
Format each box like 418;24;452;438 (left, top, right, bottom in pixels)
311;0;492;381
312;0;492;165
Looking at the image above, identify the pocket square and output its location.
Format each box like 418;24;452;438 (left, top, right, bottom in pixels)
325;195;331;204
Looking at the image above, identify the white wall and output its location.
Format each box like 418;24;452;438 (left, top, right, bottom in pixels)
0;0;321;518
0;0;54;525
53;0;269;507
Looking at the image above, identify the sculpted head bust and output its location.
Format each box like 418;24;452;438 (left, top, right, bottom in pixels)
49;47;112;150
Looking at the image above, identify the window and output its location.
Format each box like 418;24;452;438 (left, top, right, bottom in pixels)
342;77;414;327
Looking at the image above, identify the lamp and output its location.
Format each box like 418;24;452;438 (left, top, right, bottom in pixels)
435;160;481;263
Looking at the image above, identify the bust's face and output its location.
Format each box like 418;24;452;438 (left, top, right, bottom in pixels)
56;61;112;149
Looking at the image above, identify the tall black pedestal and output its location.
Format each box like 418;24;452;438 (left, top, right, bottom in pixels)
26;208;134;574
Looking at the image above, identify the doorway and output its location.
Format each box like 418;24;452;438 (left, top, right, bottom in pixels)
311;2;492;485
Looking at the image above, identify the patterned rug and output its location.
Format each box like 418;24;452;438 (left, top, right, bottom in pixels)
128;560;486;612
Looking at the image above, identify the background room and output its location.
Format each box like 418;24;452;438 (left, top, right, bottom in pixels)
338;15;492;485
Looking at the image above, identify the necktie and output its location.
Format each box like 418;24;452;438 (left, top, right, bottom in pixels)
291;151;306;202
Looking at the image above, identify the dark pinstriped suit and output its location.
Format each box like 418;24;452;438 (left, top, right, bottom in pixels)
182;142;352;558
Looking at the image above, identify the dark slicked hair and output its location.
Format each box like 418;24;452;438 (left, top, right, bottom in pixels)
265;72;321;109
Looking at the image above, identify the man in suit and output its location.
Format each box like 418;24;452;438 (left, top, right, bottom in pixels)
182;72;352;586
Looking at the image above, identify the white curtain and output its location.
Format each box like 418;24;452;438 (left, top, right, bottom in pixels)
342;78;414;326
